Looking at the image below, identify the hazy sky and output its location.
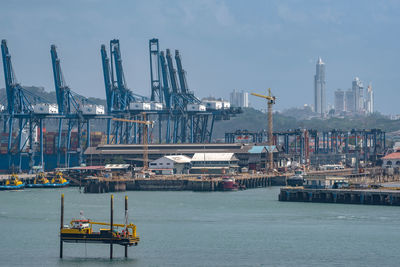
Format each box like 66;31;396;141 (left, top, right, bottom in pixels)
1;0;399;114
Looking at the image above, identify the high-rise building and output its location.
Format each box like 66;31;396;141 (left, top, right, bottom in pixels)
345;89;355;112
334;89;345;113
365;83;374;114
352;77;364;113
314;57;326;115
230;90;249;108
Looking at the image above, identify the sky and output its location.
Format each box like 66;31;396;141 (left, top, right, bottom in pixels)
0;0;399;114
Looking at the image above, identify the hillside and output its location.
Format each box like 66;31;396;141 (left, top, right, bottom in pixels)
212;108;400;139
0;86;106;106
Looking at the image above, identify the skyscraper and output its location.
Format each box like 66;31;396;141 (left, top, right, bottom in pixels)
230;90;249;108
352;77;364;113
345;89;355;112
314;57;326;115
334;89;345;113
365;83;374;114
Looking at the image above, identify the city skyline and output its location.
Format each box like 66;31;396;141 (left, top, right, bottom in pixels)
334;77;374;115
0;1;399;114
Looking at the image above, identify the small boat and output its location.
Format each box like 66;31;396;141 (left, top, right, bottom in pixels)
61;214;139;246
47;172;70;187
0;174;25;190
26;172;50;188
221;176;239;191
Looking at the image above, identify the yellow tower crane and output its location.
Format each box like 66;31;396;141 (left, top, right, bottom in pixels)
112;113;153;170
251;89;276;172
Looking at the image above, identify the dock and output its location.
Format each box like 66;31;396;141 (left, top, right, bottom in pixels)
279;187;400;206
84;174;288;193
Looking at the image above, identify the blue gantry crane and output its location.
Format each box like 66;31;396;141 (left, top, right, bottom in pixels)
1;39;34;171
149;38;164;143
101;39;148;145
1;40;60;171
0;38;243;172
50;44;86;167
51;44;112;167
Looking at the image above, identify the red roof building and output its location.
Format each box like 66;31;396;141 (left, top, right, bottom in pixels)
382;152;400;168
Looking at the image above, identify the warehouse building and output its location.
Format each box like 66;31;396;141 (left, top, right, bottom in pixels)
190;152;239;174
149;155;191;174
84;143;282;171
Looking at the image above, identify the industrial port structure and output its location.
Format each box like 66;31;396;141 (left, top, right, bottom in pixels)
225;128;386;166
0;38;241;172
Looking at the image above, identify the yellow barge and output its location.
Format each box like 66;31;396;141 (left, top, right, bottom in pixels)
61;219;139;246
60;194;139;259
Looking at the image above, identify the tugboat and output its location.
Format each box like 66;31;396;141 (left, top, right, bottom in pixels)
221;176;239;191
26;172;50;188
61;214;140;246
48;172;70;187
0;174;25;190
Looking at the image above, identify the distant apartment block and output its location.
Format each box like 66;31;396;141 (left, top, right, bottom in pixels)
314;57;326;115
230;90;249;108
365;83;374;114
345;89;355;113
352;77;364;113
335;78;373;115
334;89;345;113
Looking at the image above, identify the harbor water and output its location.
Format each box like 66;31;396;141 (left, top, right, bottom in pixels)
1;187;400;266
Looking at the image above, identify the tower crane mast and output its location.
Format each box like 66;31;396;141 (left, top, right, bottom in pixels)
112;114;153;170
251;89;276;171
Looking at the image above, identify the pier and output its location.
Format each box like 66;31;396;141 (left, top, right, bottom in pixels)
279;187;400;206
83;174;287;193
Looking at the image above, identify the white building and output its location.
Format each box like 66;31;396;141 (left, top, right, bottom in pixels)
190;152;239;174
365;83;374;114
230;90;249;108
149;155;192;174
352;77;364;113
314;57;326;115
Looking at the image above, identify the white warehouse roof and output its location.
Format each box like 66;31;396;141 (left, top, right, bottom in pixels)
191;153;237;162
164;155;192;163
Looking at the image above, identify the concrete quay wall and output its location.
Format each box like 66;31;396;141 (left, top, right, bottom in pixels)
84;175;285;193
279;187;400;206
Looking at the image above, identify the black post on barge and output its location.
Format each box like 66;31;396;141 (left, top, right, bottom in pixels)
60;193;64;258
110;194;114;259
125;195;128;258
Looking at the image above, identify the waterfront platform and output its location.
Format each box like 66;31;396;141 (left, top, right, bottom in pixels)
83;174;287;193
279;187;400;206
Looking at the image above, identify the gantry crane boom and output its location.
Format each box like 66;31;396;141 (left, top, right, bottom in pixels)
149;39;162;103
251;88;276;171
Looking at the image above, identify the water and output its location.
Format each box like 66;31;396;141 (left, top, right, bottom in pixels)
1;187;399;266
